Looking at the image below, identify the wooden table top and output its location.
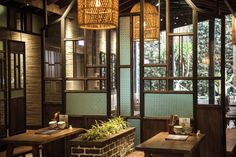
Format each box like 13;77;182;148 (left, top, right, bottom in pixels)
0;128;82;146
226;128;236;155
136;132;205;154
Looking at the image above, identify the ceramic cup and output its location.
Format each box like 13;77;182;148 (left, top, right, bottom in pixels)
57;121;66;129
49;121;57;129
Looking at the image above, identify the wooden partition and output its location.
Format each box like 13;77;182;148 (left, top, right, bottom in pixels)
197;105;224;157
142;117;169;141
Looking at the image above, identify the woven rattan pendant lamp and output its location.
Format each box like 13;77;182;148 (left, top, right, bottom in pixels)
131;2;159;41
77;0;119;30
232;15;236;45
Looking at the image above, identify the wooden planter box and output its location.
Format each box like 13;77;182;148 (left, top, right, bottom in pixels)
67;127;135;157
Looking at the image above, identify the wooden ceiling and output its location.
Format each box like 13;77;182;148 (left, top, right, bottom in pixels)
1;0;236;26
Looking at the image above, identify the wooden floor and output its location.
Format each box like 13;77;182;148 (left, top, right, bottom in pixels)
126;151;144;157
0;150;144;157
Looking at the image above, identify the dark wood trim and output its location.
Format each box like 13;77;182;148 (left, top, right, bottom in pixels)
118;65;131;68
208;19;215;104
143;64;167;67
192;9;198;132
117;18;120;115
130;15;134;117
119;13;140;17
65;78;107;81
168;32;194;36
106;30;111;117
65;90;107;93
61;18;66;114
140;0;144;142
166;0;170;90
41;28;46;127
220;15;226;157
44;78;63;81
84;30;87;90
144;91;194;94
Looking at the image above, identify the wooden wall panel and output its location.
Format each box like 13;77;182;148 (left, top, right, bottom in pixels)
142;117;169;141
68;115;108;129
0;29;42;126
197;105;223;157
9;97;26;135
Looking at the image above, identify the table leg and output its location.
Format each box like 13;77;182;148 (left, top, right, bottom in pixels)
144;151;151;157
32;145;40;157
6;144;14;157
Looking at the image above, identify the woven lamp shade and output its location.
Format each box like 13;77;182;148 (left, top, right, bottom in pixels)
77;0;119;30
232;15;236;45
131;2;159;41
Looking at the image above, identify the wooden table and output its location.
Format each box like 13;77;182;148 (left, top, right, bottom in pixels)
0;127;82;157
227;128;236;157
136;132;205;157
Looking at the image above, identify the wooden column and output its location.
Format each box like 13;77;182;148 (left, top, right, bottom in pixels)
192;9;198;132
106;30;111;117
221;16;226;157
61;18;66;113
140;0;145;142
209;19;215;104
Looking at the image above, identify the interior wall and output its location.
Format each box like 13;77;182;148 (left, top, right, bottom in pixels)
0;29;42;126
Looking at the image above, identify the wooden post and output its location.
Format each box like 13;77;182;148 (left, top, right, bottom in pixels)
140;0;145;142
192;9;198;132
221;15;226;157
208;19;215;104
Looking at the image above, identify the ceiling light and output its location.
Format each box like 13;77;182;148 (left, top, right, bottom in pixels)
131;2;160;41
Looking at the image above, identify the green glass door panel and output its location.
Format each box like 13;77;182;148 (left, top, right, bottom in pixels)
66;93;107;115
120;68;131;116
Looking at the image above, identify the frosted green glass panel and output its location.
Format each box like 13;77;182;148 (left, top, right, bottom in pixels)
66;93;106;115
119;17;130;65
0;41;3;51
11;90;24;98
120;68;131;116
145;94;193;118
127;119;140;145
0;5;7;27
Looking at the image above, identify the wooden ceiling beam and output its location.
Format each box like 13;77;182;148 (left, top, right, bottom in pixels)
14;0;66;15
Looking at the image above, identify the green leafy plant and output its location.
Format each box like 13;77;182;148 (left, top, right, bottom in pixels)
79;116;129;141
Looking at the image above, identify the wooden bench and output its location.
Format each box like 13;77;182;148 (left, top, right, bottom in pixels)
0;146;33;157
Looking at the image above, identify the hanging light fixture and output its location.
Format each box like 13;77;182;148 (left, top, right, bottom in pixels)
77;0;119;30
130;2;159;41
232;15;236;45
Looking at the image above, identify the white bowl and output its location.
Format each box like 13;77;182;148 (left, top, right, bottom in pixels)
183;127;192;134
173;125;183;134
49;121;57;128
57;121;66;129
